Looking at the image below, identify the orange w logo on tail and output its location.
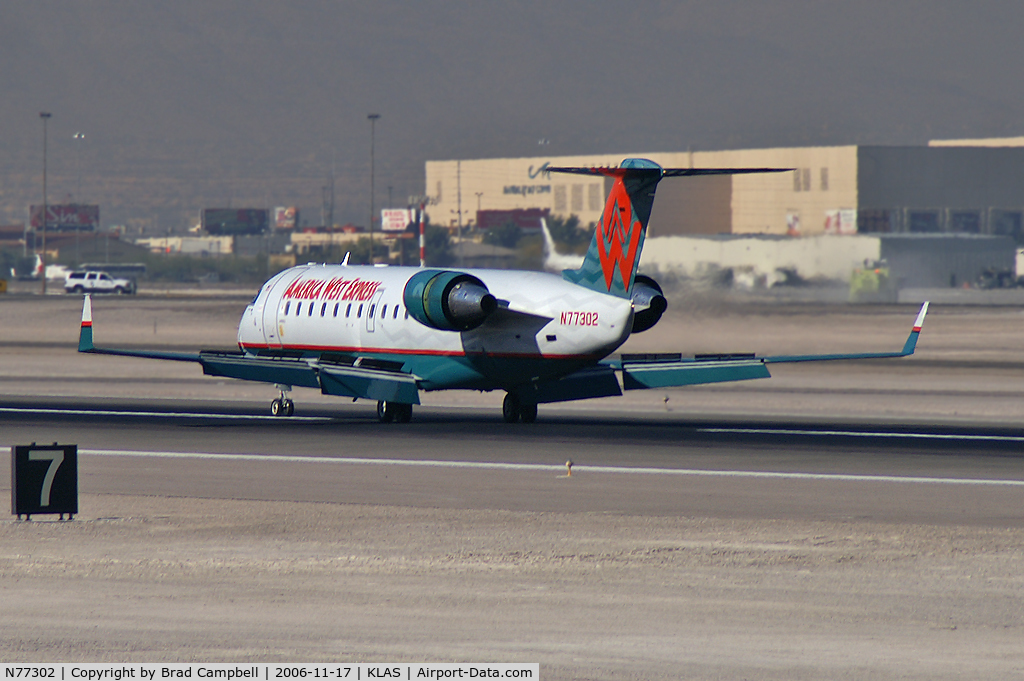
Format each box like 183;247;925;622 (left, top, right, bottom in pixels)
596;179;643;292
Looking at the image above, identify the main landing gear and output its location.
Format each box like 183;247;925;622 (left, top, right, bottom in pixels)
502;393;538;424
271;385;295;417
377;400;413;423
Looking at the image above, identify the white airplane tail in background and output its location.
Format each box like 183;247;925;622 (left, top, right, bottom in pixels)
540;217;585;273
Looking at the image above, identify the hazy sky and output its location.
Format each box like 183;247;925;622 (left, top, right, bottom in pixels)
2;1;1023;228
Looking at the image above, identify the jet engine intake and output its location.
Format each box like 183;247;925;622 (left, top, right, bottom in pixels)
403;269;497;331
631;275;667;333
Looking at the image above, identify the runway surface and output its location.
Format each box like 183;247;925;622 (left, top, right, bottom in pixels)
2;395;1024;528
2;295;1024;677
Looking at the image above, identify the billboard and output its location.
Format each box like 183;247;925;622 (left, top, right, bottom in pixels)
476;208;549;233
824;209;858;235
202;208;269;235
274;206;299;230
381;208;414;232
29;204;99;232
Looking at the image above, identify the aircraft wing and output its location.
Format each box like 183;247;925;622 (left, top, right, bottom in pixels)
608;302;929;391
77;295;421;404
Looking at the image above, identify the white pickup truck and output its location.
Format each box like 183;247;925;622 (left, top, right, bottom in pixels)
64;270;136;295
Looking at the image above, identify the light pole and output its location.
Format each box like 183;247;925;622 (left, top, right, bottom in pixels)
73;132;85;198
368;113;380;262
73;132;85;264
457;160;463;267
39;112;52;295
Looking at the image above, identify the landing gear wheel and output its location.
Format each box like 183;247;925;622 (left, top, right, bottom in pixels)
520;402;538;423
271;385;295;417
502;393;521;423
378;401;412;423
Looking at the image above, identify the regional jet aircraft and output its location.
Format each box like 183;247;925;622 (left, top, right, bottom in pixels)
78;158;928;423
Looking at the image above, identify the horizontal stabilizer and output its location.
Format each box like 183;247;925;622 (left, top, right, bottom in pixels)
548;166;791;177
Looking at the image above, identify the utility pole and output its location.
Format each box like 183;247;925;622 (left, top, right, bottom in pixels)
74;132;85;265
39;112;51;295
328;151;335;232
457;160;463;268
368;113;380;262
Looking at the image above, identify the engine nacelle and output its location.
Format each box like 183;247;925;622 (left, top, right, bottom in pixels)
403;269;498;332
631;275;667;333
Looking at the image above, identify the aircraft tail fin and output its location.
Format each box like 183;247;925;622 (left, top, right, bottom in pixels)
549;159;790;298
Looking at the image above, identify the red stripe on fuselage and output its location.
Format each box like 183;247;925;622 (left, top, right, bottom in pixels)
238;342;599;361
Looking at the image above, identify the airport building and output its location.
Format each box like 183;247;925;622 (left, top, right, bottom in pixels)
425;140;1024;241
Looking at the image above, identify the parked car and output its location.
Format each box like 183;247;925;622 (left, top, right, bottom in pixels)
64;270;136;295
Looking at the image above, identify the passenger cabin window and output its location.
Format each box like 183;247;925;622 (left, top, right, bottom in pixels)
405;310;409;320
393;306;399;320
381;304;387;319
284;301;291;315
368;304;375;318
346;303;352;318
357;304;363;318
295;302;302;316
333;303;339;317
321;302;327;317
308;303;314;316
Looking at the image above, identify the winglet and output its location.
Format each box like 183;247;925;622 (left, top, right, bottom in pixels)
901;301;929;355
78;294;94;352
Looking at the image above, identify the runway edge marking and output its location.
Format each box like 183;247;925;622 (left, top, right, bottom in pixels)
43;448;1024;487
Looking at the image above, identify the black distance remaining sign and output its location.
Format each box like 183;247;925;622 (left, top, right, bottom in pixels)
11;444;78;519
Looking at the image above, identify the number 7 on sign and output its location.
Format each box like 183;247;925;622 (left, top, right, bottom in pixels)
28;450;64;507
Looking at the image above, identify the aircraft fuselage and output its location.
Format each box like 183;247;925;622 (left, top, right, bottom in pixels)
237;264;635;391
